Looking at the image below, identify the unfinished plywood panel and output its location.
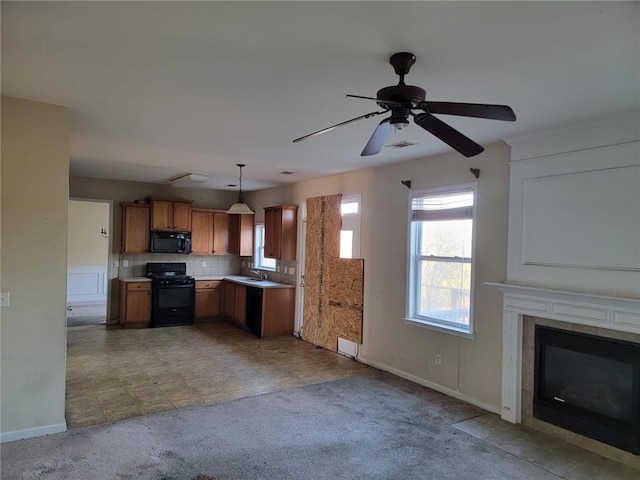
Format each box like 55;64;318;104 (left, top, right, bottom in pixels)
327;257;364;344
302;194;342;351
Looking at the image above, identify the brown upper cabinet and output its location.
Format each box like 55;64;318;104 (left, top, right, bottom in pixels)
121;203;150;253
148;198;193;232
229;214;255;257
264;205;297;260
191;208;231;255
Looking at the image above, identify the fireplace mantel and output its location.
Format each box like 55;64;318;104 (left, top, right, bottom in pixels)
487;282;640;423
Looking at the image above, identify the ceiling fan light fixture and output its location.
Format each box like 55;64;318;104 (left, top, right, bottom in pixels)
225;164;254;215
392;119;410;132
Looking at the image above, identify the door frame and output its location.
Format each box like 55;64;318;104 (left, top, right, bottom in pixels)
293;200;307;336
68;197;114;324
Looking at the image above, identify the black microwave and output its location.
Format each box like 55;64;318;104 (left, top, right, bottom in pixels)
150;231;192;254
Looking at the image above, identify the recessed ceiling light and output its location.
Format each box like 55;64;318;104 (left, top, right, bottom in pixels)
386;141;418;149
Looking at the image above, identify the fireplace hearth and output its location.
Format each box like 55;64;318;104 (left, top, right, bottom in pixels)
534;326;640;454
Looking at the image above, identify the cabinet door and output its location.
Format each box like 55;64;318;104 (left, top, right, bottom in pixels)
126;290;151;323
173;201;192;231
120;282;151;327
122;205;150;253
195;288;220;320
150;200;173;230
236;214;255;257
264;208;282;258
212;212;231;254
234;285;246;327
191;209;214;254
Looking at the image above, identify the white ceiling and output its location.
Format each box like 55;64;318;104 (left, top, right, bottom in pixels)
2;2;639;191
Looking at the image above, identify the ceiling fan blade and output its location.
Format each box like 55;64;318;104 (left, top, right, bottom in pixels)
361;118;392;156
419;102;516;121
414;113;484;157
293;111;384;143
346;94;404;108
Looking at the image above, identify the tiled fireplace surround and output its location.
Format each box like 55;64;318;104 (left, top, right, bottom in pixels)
488;283;640;469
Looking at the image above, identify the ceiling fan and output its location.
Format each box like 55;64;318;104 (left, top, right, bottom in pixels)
293;52;516;158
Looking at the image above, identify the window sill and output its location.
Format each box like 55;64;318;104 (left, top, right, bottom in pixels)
403;317;475;339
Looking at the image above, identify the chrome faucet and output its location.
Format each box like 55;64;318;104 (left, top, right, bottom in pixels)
250;269;268;280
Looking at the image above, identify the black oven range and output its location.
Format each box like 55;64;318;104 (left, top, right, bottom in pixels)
146;262;195;327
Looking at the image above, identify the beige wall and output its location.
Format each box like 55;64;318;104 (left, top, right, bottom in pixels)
246;142;510;409
68;200;110;266
1;96;71;438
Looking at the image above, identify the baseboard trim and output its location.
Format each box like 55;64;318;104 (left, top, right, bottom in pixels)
356;355;501;415
1;422;67;443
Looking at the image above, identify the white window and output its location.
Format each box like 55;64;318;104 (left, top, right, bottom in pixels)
254;224;276;270
340;195;361;258
405;183;477;336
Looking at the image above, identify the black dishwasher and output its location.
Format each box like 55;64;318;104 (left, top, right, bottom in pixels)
245;287;263;337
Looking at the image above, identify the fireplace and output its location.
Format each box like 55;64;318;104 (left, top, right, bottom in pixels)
534;326;640;454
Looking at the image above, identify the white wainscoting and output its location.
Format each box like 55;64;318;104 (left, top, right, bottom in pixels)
67;265;107;302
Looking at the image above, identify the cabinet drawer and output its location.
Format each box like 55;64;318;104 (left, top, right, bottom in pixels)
126;282;151;292
196;280;221;290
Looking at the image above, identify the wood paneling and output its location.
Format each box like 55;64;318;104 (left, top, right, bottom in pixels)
326;258;364;344
302;194;342;351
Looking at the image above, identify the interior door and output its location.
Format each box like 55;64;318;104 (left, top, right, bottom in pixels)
294;201;306;336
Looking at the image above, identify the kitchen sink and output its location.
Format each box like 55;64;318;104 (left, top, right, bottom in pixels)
244;278;266;282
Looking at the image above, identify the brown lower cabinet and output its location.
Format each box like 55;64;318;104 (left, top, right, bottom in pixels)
119;281;151;328
223;281;246;329
222;280;295;337
194;280;223;322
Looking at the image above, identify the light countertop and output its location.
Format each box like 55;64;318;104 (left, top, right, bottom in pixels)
119;275;294;289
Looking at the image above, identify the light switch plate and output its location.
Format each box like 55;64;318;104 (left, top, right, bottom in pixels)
0;292;10;307
202;261;207;267
122;260;129;267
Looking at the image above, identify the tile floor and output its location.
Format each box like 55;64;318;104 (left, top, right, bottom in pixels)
65;322;370;427
66;322;639;479
452;414;640;479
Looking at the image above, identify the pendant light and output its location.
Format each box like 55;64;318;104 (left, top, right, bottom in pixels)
226;163;254;215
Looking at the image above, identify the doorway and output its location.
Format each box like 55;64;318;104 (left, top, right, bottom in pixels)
66;199;112;327
294;194;362;355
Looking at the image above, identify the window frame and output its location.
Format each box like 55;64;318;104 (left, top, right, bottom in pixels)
254;223;276;271
340;194;361;259
404;182;478;338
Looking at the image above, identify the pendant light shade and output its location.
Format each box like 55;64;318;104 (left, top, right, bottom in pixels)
226;164;254;215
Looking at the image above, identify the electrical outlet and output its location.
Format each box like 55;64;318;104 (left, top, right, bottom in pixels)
114;260;119;268
435;354;442;365
122;260;129;267
242;261;245;267
202;261;207;267
0;292;9;307
276;266;281;273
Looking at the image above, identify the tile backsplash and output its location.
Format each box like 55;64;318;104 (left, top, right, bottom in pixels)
114;252;298;284
240;258;297;285
116;253;242;278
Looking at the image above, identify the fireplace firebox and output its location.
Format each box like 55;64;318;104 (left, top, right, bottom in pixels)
534;326;640;454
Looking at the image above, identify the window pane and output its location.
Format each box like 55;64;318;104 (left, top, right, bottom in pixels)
340;230;353;258
254;224;276;270
341;202;359;215
261;257;276;268
420;219;472;257
419;258;471;326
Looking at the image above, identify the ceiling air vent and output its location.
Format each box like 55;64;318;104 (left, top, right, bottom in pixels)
386;140;418;149
279;171;296;175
